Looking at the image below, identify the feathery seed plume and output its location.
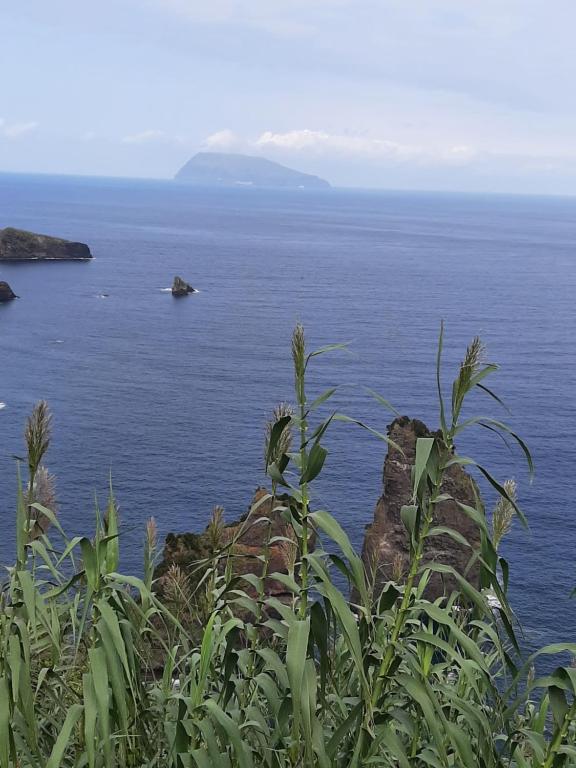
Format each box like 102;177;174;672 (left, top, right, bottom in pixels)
264;402;294;470
292;323;306;398
25;400;52;479
492;479;517;550
207;505;225;551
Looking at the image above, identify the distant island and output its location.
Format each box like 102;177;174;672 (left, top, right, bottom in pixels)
0;228;92;261
174;152;331;190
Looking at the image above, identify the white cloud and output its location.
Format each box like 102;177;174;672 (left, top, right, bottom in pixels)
0;119;38;139
255;129;423;160
203;128;478;165
202;129;242;151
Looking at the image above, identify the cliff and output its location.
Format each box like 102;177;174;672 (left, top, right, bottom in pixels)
0;228;92;261
174;152;331;189
155;418;481;611
154;488;309;606
361;416;481;600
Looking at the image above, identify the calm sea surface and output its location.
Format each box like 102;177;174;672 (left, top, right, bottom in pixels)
0;173;574;652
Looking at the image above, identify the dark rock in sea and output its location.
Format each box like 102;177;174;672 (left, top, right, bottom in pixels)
0;227;92;261
360;416;480;601
171;275;196;296
0;281;17;302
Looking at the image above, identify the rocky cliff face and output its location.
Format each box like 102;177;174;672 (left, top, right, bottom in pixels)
154;488;302;603
361;416;480;601
0;281;17;302
155;420;480;612
0;228;92;261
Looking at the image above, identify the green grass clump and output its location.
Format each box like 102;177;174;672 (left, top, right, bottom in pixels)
1;324;575;767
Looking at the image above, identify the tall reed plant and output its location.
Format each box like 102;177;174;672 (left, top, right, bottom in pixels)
0;326;574;767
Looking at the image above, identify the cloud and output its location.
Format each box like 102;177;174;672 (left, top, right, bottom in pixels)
255;129;424;160
152;0;576;115
0;119;38;139
205;127;576;188
200;128;478;166
202;129;242;151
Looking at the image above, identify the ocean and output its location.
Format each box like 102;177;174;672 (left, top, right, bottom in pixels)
0;172;574;653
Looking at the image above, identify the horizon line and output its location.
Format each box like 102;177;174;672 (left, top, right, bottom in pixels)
0;167;575;201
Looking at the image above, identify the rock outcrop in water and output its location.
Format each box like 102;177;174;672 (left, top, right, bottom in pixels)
0;281;17;302
0;228;92;261
171;275;196;296
154;419;480;616
154;488;306;604
361;416;481;601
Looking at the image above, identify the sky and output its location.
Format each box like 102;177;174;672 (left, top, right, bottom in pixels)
1;0;575;193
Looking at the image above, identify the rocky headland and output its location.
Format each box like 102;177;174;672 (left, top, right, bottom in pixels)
0;227;92;261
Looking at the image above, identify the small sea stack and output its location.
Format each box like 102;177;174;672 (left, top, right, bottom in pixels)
172;275;197;297
0;281;17;302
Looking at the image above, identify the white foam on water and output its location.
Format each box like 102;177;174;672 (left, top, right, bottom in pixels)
160;287;201;293
0;403;6;410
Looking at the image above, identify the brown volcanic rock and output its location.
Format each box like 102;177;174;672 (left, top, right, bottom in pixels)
0;281;17;302
221;488;300;598
148;490;304;671
155;488;301;602
0;228;92;261
362;416;480;601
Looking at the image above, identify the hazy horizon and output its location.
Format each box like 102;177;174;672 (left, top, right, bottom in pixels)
6;164;576;202
2;1;576;195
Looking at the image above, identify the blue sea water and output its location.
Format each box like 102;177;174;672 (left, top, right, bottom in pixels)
0;173;574;653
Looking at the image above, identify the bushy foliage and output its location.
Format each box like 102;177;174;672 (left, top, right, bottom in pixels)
0;326;575;767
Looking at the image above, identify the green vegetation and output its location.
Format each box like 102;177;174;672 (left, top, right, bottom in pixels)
1;325;575;767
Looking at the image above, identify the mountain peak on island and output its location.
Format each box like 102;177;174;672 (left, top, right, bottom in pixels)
174;152;331;190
